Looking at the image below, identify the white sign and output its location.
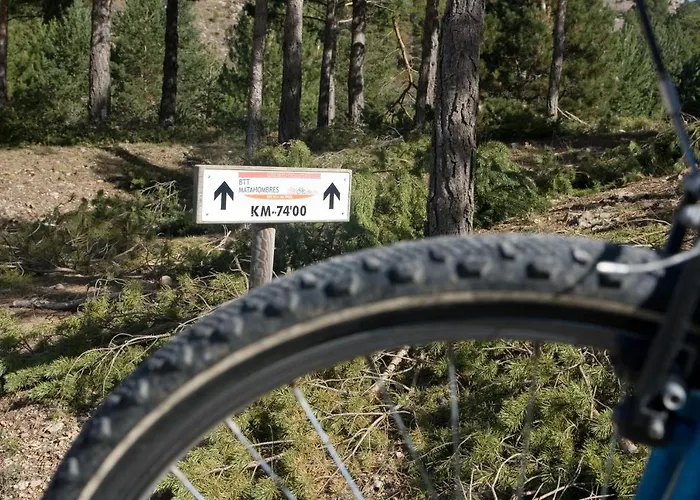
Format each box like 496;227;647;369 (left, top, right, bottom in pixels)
194;165;352;224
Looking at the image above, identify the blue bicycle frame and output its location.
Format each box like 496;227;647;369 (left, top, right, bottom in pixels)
636;391;700;499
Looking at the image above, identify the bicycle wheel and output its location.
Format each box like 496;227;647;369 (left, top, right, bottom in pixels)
42;232;692;500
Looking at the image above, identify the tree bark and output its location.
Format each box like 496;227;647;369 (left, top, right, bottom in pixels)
278;0;303;144
88;0;112;123
246;0;268;160
328;71;336;124
414;0;440;127
0;0;9;109
317;0;338;128
348;0;366;126
159;0;179;128
426;0;486;236
546;0;567;121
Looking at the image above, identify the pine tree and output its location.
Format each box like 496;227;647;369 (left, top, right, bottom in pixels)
546;0;567;120
348;0;366;126
246;0;268;158
159;0;179;128
88;0;112;123
414;0;440;127
317;0;338;128
0;0;8;109
278;0;303;143
427;0;486;235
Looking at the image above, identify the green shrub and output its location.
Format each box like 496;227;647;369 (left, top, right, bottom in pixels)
610;8;696;118
153;342;645;498
532;151;575;196
234;139;429;272
0;271;246;409
573;135;684;190
474;141;550;228
1;183;191;274
679;53;700;118
1;1;90;142
478;98;555;141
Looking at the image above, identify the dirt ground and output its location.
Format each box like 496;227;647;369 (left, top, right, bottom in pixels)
0;143;194;223
492;174;682;237
0;398;84;500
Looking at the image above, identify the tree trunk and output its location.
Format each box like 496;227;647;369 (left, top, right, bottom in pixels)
159;0;179;128
0;0;9;109
348;0;366;126
328;72;336;124
317;0;338;128
246;0;268;160
88;0;112;123
546;0;567;121
426;0;486;236
278;0;303;144
414;0;440;127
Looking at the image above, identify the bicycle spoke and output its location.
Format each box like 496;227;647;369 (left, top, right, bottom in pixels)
365;355;438;499
447;343;462;498
516;341;541;500
170;465;205;500
225;418;297;500
292;384;364;499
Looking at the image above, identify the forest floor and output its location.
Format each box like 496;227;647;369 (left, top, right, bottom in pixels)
0;131;683;499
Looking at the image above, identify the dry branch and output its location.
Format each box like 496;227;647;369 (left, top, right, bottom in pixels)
10;297;89;311
558;107;589;126
392;18;414;85
368;346;410;397
387;18;416;119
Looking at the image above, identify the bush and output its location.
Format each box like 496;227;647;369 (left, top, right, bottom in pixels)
478;98;556;141
573;135;685;190
1;183;191;274
610;8;696;118
0;271;247;409
679;53;700;118
474;141;550;228
155;342;645;498
1;1;91;142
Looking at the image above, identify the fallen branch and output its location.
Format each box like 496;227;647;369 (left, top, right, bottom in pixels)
10;290;121;311
246;453;284;470
558;107;589;126
369;346;411;397
10;297;88;311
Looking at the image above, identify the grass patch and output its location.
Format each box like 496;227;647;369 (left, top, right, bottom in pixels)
592;223;672;248
0;269;33;294
0;271;247;410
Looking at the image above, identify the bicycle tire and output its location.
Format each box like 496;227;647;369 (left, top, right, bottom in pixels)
43;233;693;500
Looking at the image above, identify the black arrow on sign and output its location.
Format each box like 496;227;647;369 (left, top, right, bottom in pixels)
323;183;341;210
214;181;234;210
